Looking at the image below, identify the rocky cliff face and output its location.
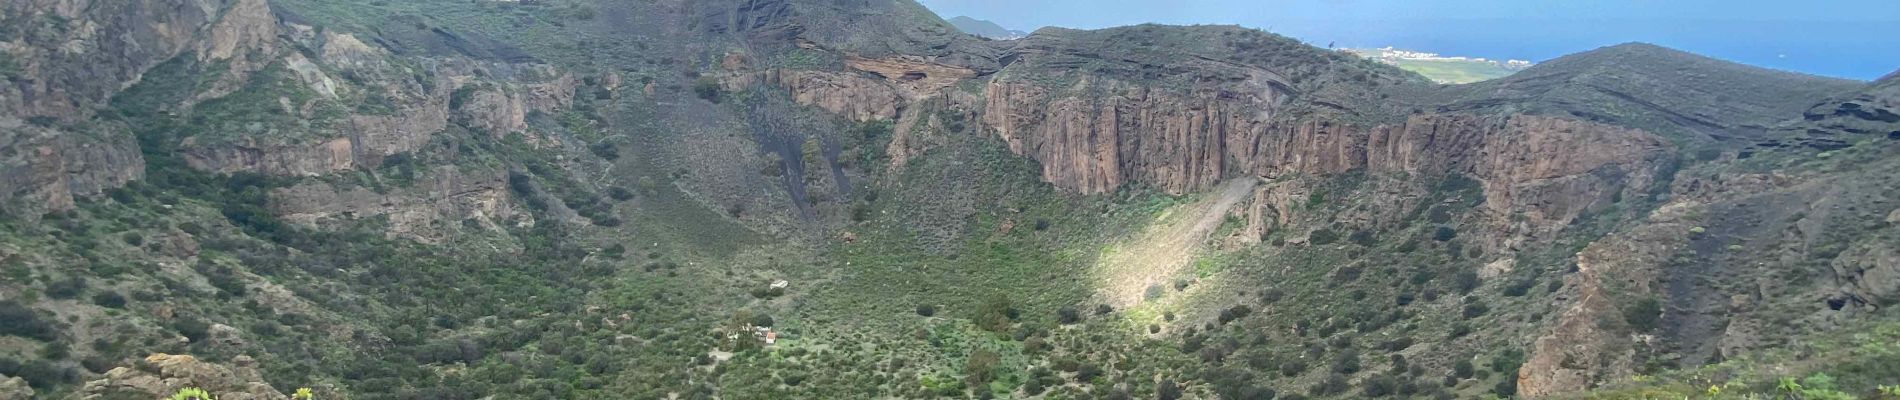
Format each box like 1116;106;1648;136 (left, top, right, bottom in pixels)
269;166;520;243
177;24;578;177
0;122;145;212
80;354;288;400
982;77;1282;194
0;0;579;215
980;75;1674;247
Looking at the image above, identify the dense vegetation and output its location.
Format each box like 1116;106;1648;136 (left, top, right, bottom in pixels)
1;0;1897;399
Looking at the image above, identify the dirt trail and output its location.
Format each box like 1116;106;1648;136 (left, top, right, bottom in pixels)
1098;179;1258;308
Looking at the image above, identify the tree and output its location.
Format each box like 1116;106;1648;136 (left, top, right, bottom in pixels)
964;349;1001;388
975;295;1015;333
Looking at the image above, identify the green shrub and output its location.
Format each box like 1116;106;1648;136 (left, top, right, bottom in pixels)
693;77;722;103
1363;374;1398;397
0;301;57;341
1433;226;1457;241
1452;271;1480;294
1622;296;1663;332
1349;230;1377;246
1448;323;1471;339
1217;305;1253;325
92;291;128;309
1310;373;1350;396
1057;305;1081;324
1461;301;1489;319
1309;229;1340;245
1280;359;1309;377
1331;348;1362;374
46;276;85;299
974;295;1015;332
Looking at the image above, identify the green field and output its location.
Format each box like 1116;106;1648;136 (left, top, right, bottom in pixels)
1389;59;1524;84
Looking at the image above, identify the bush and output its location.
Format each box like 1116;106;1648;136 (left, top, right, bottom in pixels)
1622;296;1663;332
1057;305;1081;324
1447;323;1471;339
1452;359;1475;378
1452;271;1480;294
171;318;212;343
693;77;722;103
974;295;1015;332
1349;230;1377;246
1280;359;1309;377
1075;364;1103;382
92;291;128;309
607;187;635;201
1217;305;1253;325
1308;229;1340;245
1158;380;1184;400
1502;278;1537;297
1310;373;1350;396
0;301;57;341
1461;301;1489;319
0;357;76;389
1363;374;1398;397
1491;349;1525;373
46;276;85;299
1094;304;1113;316
1493;374;1518;397
1433;226;1457;242
1260;288;1284;304
1331;348;1362;374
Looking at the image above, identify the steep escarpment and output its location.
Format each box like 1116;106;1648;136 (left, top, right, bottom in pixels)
973;26;1676;255
979;25;1418;194
166;23;579;177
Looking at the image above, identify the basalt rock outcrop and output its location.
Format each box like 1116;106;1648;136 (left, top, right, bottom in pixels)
79;354;286;400
269;166;521;242
0;0;578;216
176;22;579;177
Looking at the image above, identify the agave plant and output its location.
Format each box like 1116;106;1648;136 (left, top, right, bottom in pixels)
170;388;215;400
1776;377;1802;398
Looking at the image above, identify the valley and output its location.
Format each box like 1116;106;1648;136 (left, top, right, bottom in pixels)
0;0;1896;399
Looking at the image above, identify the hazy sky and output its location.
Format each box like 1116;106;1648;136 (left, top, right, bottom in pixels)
917;0;1900;80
